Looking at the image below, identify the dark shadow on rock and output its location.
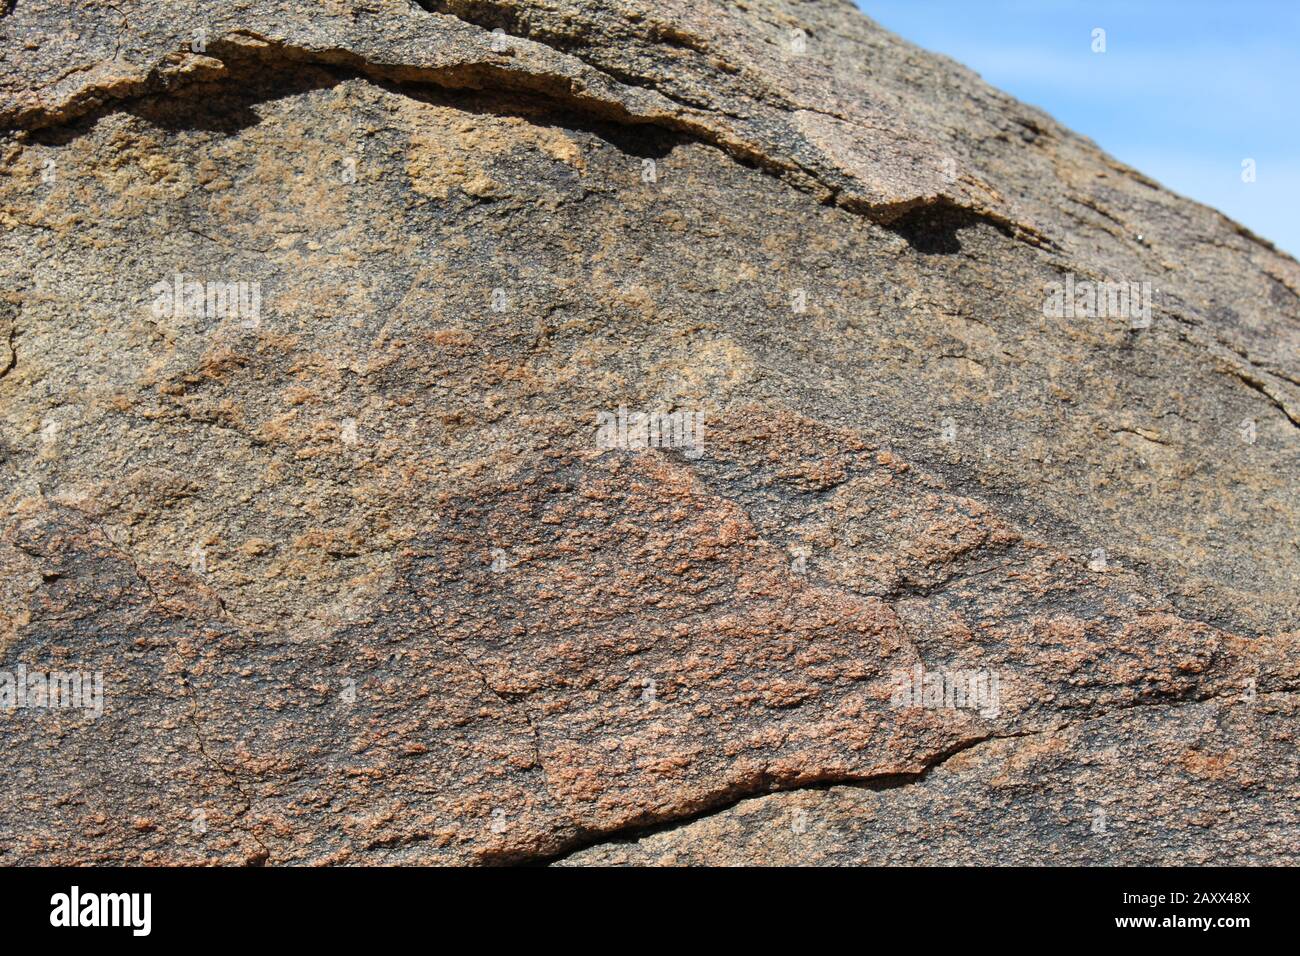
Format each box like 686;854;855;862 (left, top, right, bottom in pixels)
371;77;682;160
127;65;342;135
887;199;1009;255
28;65;341;144
31;59;682;163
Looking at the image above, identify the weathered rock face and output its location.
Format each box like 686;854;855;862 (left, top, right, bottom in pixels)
0;1;1295;865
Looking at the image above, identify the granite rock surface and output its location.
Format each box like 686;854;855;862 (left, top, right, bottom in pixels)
0;0;1296;865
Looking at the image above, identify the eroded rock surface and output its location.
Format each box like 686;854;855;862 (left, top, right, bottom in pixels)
1;0;1296;865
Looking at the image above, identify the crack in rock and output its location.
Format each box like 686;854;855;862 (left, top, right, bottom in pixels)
1;20;1050;247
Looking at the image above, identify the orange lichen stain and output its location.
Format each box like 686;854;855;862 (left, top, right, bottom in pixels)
198;346;249;381
1179;749;1237;782
401;102;585;199
991;733;1070;786
431;328;474;347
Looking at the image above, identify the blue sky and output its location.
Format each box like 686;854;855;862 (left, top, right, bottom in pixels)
857;0;1299;257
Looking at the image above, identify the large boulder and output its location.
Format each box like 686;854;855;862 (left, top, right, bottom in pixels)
1;0;1296;864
